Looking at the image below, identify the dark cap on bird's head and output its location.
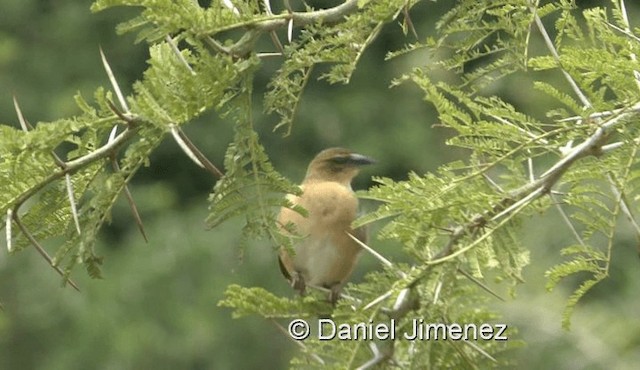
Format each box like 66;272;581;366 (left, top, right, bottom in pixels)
304;147;375;184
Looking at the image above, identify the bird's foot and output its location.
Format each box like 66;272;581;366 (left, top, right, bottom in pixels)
328;286;342;306
291;272;307;295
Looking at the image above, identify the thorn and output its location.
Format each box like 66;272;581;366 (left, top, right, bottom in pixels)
256;52;284;58
13;96;33;132
457;268;505;301
346;231;394;269
108;125;119;144
65;174;82;236
112;158;148;243
14;96;66;168
170;125;204;169
106;99;134;125
402;4;418;40
271;319;325;365
432;280;442;305
165;35;196;75
6;209;12;253
170;125;224;178
269;31;285;55
262;0;273;15
100;47;130;113
13;213;80;292
362;290;393;311
222;0;240;16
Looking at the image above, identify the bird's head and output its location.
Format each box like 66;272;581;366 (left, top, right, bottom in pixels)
304;147;375;185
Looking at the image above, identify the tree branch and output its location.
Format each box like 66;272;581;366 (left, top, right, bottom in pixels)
11;125;138;213
13;213;80;292
206;0;360;57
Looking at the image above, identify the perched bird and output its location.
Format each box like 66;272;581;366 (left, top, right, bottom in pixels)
278;148;375;303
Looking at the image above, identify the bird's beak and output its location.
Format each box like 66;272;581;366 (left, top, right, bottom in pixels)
348;153;376;166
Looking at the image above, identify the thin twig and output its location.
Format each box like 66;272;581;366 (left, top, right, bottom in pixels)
489;113;549;145
608;0;640;89
11;126;137;214
550;193;585;246
607;174;640;241
14;97;64;165
271;319;325;365
262;0;285;54
457;268;505;301
204;36;232;55
559;101;640;123
346;231;394;269
205;0;360;57
482;173;505;193
14;97;81;236
13;213;80;291
165;35;196;75
402;2;418;40
529;2;591;108
490;186;543;222
362;290;394;311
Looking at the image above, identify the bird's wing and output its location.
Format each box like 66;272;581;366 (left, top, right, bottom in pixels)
278;251;293;281
353;212;368;245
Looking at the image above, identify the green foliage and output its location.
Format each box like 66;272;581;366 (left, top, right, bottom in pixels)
265;0;406;133
389;0;640;335
3;0;640;368
219;284;332;319
206;82;299;252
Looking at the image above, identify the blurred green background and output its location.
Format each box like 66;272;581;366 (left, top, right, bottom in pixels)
1;1;639;369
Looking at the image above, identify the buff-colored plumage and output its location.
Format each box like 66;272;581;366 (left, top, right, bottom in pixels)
278;148;374;303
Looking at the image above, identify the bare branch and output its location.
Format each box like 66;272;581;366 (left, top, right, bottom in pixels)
12;126;137;214
402;102;626;288
559;101;640;123
490;186;544;222
529;2;591;109
206;0;360;57
165;35;196;75
14;97;83;237
550;193;585;246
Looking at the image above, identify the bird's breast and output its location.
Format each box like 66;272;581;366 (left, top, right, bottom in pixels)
285;181;362;287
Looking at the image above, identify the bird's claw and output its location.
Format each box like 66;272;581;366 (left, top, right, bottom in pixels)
291;272;307;295
328;286;341;306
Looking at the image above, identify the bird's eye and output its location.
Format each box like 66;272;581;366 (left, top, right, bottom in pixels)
330;156;350;165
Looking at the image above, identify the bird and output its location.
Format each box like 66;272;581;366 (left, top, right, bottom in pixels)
277;147;375;304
